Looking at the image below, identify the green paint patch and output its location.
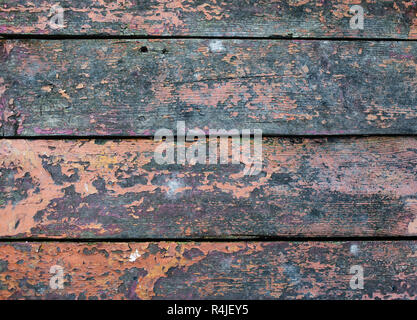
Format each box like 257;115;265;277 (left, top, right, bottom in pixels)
80;231;99;238
94;139;108;145
0;260;8;273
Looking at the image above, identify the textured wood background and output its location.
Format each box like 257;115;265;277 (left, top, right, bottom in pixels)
1;137;417;238
1;39;417;136
1;1;417;300
1;241;417;300
0;0;416;38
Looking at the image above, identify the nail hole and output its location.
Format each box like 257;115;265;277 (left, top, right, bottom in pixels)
140;46;148;53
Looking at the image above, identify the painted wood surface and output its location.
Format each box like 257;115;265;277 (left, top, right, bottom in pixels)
0;1;416;39
1;39;417;136
0;241;417;300
1;137;416;238
2;1;417;302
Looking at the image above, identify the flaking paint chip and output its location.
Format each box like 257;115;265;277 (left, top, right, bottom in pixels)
41;86;53;92
129;249;141;262
302;65;309;73
209;40;225;53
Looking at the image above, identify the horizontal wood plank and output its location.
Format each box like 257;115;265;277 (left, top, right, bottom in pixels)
1;137;416;238
1;39;417;136
0;241;416;299
0;1;416;39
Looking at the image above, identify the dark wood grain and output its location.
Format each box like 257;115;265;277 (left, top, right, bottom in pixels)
0;0;416;39
1;137;416;238
1;39;417;136
1;241;417;300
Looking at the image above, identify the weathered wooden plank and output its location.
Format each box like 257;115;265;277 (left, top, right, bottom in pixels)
1;137;416;238
0;241;416;300
0;1;416;39
1;39;417;136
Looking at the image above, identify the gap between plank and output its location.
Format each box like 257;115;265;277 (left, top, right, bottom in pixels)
1;34;417;41
2;134;417;140
2;236;417;243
